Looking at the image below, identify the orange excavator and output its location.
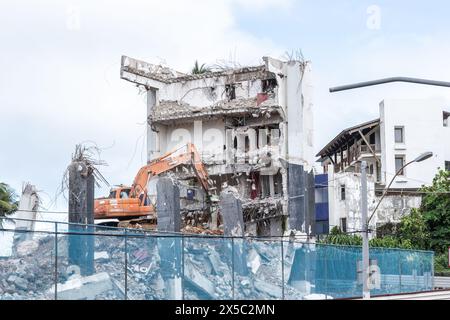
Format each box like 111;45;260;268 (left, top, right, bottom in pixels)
94;143;210;220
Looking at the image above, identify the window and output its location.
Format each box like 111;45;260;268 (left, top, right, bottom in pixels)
445;161;450;171
120;189;130;199
395;155;406;175
376;162;381;182
340;185;346;201
394;126;404;143
225;84;236;101
444;111;449;127
340;218;347;233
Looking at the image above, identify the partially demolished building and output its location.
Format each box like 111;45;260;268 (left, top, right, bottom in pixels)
120;55;314;236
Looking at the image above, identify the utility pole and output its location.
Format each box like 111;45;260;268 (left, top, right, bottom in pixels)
361;160;370;299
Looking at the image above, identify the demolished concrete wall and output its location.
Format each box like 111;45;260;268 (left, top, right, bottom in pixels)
121;55;314;237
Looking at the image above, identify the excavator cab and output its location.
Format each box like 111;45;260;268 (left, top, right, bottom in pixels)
94;143;210;221
95;185;154;220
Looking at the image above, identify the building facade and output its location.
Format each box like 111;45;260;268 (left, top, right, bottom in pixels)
121;56;315;236
317;98;450;233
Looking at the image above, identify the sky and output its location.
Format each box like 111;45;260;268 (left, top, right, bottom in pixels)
1;0;450;214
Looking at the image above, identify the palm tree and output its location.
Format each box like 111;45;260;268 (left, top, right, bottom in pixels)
191;60;209;74
0;182;17;216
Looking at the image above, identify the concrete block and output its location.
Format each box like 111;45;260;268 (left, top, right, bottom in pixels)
184;261;216;299
16;240;39;257
52;272;113;300
94;251;110;261
254;279;282;298
156;178;181;232
219;192;244;237
247;249;261;274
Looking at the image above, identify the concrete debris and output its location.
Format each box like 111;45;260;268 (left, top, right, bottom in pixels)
254;279;283;298
184;261;217;299
15;240;40;257
94;251;110;261
247;249;262;274
150;98;281;124
182;225;223;235
53;272;113;300
1;225;329;300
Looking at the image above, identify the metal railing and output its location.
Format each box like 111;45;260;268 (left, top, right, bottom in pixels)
0;216;434;300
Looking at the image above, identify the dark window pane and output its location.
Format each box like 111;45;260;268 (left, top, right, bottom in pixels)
395;156;405;175
395;127;404;143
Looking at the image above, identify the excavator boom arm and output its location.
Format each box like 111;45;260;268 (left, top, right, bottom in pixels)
131;143;209;198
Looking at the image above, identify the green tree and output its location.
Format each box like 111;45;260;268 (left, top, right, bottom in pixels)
419;170;450;255
397;208;430;250
191;60;209;74
0;182;17;216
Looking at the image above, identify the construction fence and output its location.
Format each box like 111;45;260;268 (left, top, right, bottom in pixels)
0;217;434;300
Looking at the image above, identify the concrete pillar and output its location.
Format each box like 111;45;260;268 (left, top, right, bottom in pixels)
258;128;268;148
13;184;39;244
68;161;95;276
156;178;181;232
288;244;315;295
219;191;248;276
147;89;159;162
219;192;244;237
305;170;316;237
156;177;182;299
288;163;305;232
225;129;234;165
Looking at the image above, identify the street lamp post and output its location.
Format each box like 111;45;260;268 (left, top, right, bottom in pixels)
361;161;370;299
360;153;432;299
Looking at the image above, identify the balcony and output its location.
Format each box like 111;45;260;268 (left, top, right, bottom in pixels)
332;143;381;174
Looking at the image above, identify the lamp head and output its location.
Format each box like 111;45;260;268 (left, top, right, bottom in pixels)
414;152;433;163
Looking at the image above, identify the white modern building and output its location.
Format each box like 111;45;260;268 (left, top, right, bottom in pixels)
316;98;450;233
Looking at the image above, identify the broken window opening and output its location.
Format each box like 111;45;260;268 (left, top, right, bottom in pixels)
250;172;260;200
340;185;346;201
225;84;236;101
340;218;347;233
262;78;277;94
244;136;250;153
273;171;283;196
260;175;271;199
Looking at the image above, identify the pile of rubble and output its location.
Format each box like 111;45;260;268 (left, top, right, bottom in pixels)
0;237;56;300
0;229;329;300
